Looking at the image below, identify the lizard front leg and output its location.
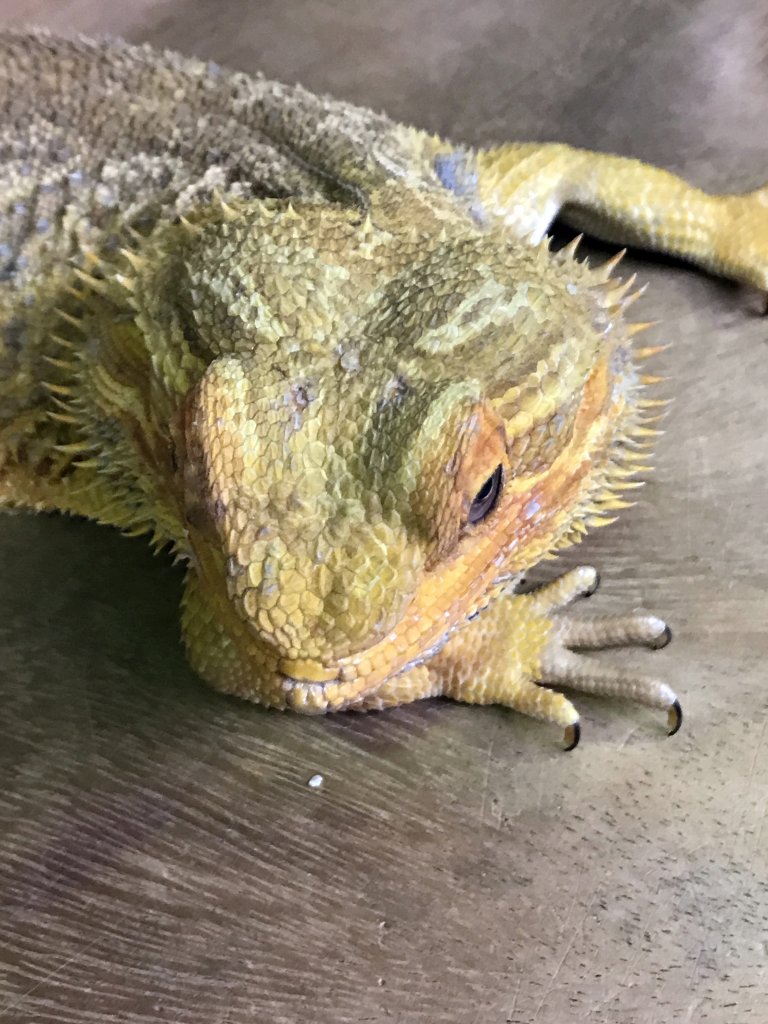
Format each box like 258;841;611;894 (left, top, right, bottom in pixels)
352;567;679;750
476;142;768;291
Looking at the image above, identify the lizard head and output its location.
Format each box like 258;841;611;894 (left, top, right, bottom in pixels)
163;190;654;707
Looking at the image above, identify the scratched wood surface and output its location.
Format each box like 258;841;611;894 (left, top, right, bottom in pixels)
1;1;767;1022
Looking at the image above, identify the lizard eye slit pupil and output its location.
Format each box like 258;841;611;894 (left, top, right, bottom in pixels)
468;464;503;524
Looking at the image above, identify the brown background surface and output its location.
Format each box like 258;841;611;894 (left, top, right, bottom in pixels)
1;2;767;1022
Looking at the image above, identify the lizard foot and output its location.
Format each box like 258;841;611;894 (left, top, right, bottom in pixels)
434;565;680;749
539;567;681;747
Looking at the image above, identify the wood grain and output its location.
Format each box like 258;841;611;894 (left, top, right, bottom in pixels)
1;1;767;1021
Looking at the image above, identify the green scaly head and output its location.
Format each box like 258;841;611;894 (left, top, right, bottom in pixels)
70;184;657;709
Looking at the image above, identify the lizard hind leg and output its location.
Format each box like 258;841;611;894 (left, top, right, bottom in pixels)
476;142;768;294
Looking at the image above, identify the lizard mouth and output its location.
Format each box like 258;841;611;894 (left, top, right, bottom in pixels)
277;658;341;684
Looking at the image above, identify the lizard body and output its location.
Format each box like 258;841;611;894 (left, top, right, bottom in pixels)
2;30;765;745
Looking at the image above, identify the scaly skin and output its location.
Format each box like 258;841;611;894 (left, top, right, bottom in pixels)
1;31;766;746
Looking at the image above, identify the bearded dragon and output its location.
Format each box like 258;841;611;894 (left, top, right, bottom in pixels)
1;30;765;748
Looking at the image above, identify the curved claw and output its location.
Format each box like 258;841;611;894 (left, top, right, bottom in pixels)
667;698;683;736
563;700;679;750
563;721;581;751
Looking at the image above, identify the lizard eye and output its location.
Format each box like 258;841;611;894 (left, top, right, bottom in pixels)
468;464;503;524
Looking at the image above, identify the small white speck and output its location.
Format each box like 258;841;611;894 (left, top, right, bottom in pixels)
307;773;324;790
339;348;361;373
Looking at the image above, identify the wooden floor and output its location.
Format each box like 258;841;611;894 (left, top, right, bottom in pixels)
1;2;767;1021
